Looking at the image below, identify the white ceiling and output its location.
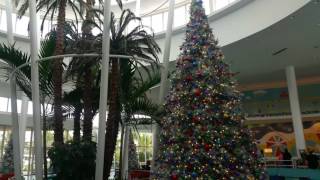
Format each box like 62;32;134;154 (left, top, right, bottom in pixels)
222;0;320;84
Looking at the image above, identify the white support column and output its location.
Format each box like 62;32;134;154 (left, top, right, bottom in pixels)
5;0;14;43
209;0;214;13
10;77;22;180
152;0;175;171
121;126;130;179
211;0;217;12
95;0;112;178
135;0;141;17
6;0;22;179
29;0;43;179
19;95;29;163
285;66;306;156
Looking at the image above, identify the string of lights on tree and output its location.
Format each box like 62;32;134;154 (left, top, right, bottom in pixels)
153;0;266;179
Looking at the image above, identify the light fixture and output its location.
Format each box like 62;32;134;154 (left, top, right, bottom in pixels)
272;48;288;56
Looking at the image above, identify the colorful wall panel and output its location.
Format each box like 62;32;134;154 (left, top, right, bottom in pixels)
251;122;320;156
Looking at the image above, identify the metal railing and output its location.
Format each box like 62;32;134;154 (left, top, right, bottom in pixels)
9;53;160;180
263;158;309;169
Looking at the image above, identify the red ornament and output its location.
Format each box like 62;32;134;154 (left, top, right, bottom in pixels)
187;163;192;170
192;116;199;123
185;129;193;137
201;126;207;132
171;174;178;180
194;144;200;149
194;88;201;96
204;144;211;152
196;70;203;77
186;75;193;81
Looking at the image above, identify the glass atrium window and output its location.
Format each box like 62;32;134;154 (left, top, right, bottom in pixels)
0;10;7;31
163;12;168;30
133;132;153;166
151;13;163;33
0;97;8;112
216;0;230;10
174;6;186;28
142;16;151;27
7;99;22;113
15;15;29;36
203;0;211;14
28;101;33;115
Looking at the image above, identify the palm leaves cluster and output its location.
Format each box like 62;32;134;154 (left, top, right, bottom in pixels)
0;0;162;179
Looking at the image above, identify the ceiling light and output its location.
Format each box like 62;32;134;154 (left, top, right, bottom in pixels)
272;48;288;56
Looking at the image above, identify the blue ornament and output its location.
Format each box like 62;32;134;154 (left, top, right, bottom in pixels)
192;61;198;67
192;172;197;178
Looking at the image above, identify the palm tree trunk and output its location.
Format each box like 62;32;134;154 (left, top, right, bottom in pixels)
83;68;94;142
73;104;81;142
53;0;67;145
81;0;95;142
103;59;121;179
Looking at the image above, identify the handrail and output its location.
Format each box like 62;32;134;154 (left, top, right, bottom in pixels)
263;158;298;168
9;53;161;79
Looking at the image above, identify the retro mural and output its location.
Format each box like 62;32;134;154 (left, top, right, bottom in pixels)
251;122;320;156
243;84;320;156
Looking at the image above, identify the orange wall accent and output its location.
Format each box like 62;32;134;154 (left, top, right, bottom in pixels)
239;76;320;91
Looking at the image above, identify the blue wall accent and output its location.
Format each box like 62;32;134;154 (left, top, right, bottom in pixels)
268;168;320;180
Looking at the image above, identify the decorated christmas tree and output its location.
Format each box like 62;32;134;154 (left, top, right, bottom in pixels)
0;135;14;174
128;130;140;170
154;0;266;179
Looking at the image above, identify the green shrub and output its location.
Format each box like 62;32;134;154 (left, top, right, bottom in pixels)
48;141;96;180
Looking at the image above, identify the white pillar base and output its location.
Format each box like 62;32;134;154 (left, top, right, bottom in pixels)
19;95;29;163
121;126;129;179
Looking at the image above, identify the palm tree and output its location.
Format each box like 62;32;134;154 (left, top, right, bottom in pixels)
63;87;83;142
99;9;161;178
16;0;85;145
16;0;123;145
0;35;56;179
117;66;162;178
59;7;160;177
